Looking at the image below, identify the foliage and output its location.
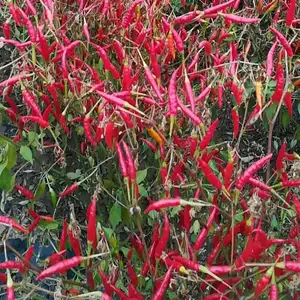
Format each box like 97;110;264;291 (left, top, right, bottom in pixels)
0;0;299;299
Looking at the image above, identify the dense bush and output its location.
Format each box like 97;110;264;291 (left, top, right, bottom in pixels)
0;0;299;298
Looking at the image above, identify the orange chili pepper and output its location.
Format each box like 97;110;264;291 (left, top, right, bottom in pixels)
147;127;163;146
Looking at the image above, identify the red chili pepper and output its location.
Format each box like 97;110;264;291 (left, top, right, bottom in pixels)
266;41;278;77
37;256;84;280
0;272;7;283
59;220;68;254
204;0;236;14
248;177;271;192
174;11;198;25
8;2;21;26
6;271;14;300
20;245;34;274
231;108;239;139
269;284;278;300
42;105;52;122
255;267;273;298
293;195;300;220
3;20;10;40
231;81;243;105
289;224;300;239
195;85;211;103
18;9;36;43
37;26;50;62
140;138;157;152
179;205;191;233
25;0;37;15
168;68;179;133
116;142;128;178
282;180;300;188
121;141;136;181
198;41;212;55
87;193;97;249
0;74;26;89
28;217;40;232
68;228;81;257
109;284;127;300
46;250;66;265
22;89;42;118
200;119;219;150
155;213;170;260
84;116;97;147
223;221;246;247
82;19;90;43
130;234;144;259
98;268;113;295
59;183;79;198
276;142;286;171
112;40;125;64
203;294;229;300
271;63;285;103
198;159;222;190
20;116;49;128
145;198;181;213
152;267;173;300
184;69;195;113
177;96;202;126
269;27;293;57
96;91;137;110
121;0;143;29
5;95;18;115
220;13;260;24
127;261;138;287
236;154;273;190
0;261;24;270
286;0;296;28
15;184;34;200
128;283;143;300
0;215;27;234
284;88;293;117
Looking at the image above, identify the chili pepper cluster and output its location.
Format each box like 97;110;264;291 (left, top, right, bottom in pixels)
0;0;299;298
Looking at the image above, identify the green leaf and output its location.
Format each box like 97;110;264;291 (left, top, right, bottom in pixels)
273;140;278;151
121;206;131;225
268;80;277;88
297;103;300;116
20;146;33;163
138;185;148;197
0;168;14;191
281;111;290;129
0;158;8;176
66;169;81;180
6;143;17;170
28;131;37;145
271;215;278;230
193;220;200;234
265;103;277;120
39;220;59;230
49;188;57;208
136;169;148;184
103;180;116;190
34;181;46;200
145;279;153;291
170;206;181;217
235;214;244;222
109;202;121;229
295;128;300;140
290;139;297;148
102;227;114;240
